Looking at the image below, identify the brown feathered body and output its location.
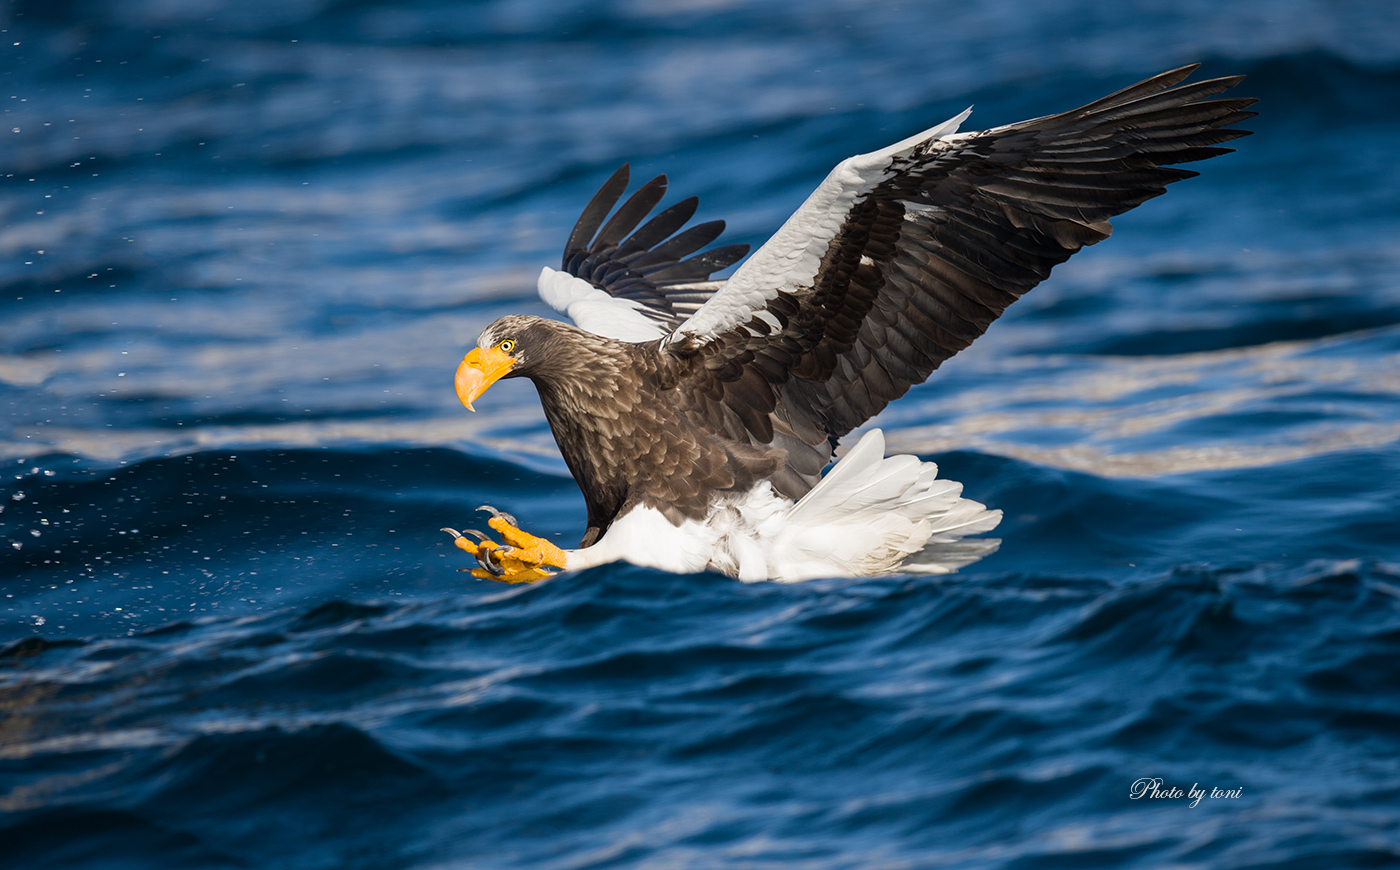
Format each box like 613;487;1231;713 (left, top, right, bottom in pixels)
484;316;782;546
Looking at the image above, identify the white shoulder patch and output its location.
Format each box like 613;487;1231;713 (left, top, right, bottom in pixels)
536;267;669;343
671;108;973;344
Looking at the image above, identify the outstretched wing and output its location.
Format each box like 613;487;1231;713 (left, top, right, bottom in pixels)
666;65;1257;498
537;164;750;342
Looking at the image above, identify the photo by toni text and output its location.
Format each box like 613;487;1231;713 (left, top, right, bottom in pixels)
1130;778;1244;808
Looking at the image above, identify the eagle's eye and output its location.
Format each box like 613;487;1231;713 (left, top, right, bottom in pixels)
499;339;515;353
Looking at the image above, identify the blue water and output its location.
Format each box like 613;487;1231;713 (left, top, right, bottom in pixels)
4;1;1400;867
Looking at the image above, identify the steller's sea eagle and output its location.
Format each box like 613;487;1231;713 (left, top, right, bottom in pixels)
443;65;1255;583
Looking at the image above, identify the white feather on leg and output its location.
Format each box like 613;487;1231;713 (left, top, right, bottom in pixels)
563;429;1000;582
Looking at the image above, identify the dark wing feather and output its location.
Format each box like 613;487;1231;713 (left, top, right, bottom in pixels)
668;65;1256;498
557;164;750;332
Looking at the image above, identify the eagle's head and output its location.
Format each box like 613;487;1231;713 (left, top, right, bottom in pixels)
454;314;582;410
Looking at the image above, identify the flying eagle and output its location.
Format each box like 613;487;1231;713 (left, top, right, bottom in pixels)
443;65;1255;583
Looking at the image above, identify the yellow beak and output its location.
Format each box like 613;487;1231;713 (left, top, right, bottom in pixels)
455;345;515;411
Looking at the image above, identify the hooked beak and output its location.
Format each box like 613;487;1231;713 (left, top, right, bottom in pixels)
455;346;515;411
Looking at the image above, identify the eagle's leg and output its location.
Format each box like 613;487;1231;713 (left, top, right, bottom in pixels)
480;505;568;580
440;506;567;583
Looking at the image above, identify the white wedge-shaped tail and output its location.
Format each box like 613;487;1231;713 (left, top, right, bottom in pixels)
765;429;1002;581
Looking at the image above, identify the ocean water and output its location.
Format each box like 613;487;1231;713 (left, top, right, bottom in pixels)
4;1;1400;867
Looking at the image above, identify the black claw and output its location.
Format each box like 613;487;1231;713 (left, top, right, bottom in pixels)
477;504;519;527
475;547;505;577
446;526;507;576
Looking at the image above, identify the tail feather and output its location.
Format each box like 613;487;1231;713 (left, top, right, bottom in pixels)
769;429;1002;580
900;538;1002;574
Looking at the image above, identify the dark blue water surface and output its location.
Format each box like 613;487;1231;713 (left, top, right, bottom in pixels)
4;2;1400;867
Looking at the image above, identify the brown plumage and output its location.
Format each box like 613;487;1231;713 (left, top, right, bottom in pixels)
469;65;1256;550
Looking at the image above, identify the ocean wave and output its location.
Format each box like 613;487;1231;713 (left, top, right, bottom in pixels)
5;559;1400;866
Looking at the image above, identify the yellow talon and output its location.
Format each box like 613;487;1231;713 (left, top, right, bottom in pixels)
483;511;567;570
474;566;556;583
442;508;566;584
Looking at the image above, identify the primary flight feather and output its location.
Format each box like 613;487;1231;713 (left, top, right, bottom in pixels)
445;65;1256;583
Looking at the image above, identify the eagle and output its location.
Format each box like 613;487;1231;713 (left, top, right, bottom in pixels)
442;65;1255;583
